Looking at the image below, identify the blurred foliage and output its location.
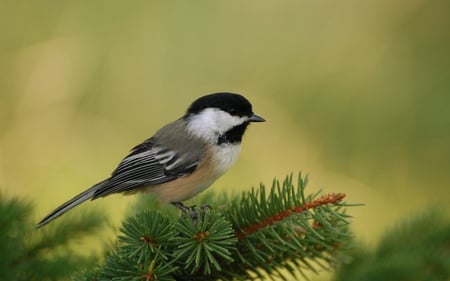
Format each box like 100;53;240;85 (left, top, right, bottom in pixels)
0;0;449;280
0;193;107;281
333;209;450;281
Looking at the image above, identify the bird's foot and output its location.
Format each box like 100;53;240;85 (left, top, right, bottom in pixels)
171;202;211;224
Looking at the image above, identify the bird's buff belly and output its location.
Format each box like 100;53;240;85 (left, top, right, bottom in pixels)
140;147;235;202
140;164;220;202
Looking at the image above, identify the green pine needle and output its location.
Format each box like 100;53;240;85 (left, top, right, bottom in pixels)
172;208;237;275
119;211;176;262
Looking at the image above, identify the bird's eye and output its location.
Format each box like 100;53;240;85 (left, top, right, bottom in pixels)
229;109;237;115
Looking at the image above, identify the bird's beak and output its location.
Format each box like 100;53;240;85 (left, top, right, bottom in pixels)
249;114;265;122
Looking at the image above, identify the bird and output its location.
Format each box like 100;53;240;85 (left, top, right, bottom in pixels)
36;92;265;227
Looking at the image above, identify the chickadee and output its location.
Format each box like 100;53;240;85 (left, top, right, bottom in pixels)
37;92;265;227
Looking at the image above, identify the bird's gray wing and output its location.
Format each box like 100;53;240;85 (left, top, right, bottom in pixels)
92;137;200;199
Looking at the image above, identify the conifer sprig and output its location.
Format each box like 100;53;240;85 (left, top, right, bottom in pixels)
76;173;356;280
119;211;176;262
172;210;237;275
219;173;353;279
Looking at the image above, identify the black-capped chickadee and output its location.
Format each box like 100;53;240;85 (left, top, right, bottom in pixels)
37;92;265;227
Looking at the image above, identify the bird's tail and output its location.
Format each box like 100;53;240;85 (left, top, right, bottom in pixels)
36;180;106;228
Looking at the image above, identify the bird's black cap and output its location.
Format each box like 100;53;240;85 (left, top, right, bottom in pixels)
186;92;254;118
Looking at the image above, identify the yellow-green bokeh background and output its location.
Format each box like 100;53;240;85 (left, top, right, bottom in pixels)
1;0;449;279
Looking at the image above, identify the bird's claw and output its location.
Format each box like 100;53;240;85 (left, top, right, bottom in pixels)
172;202;212;224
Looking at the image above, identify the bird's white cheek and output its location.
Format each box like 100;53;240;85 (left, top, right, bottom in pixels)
186;108;248;142
212;144;242;175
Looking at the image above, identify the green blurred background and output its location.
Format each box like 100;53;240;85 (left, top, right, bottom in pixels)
1;0;449;279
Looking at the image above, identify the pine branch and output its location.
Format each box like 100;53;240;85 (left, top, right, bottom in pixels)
77;173;357;281
219;174;353;280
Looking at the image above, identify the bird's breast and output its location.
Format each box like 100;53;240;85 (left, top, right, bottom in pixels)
211;143;242;176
